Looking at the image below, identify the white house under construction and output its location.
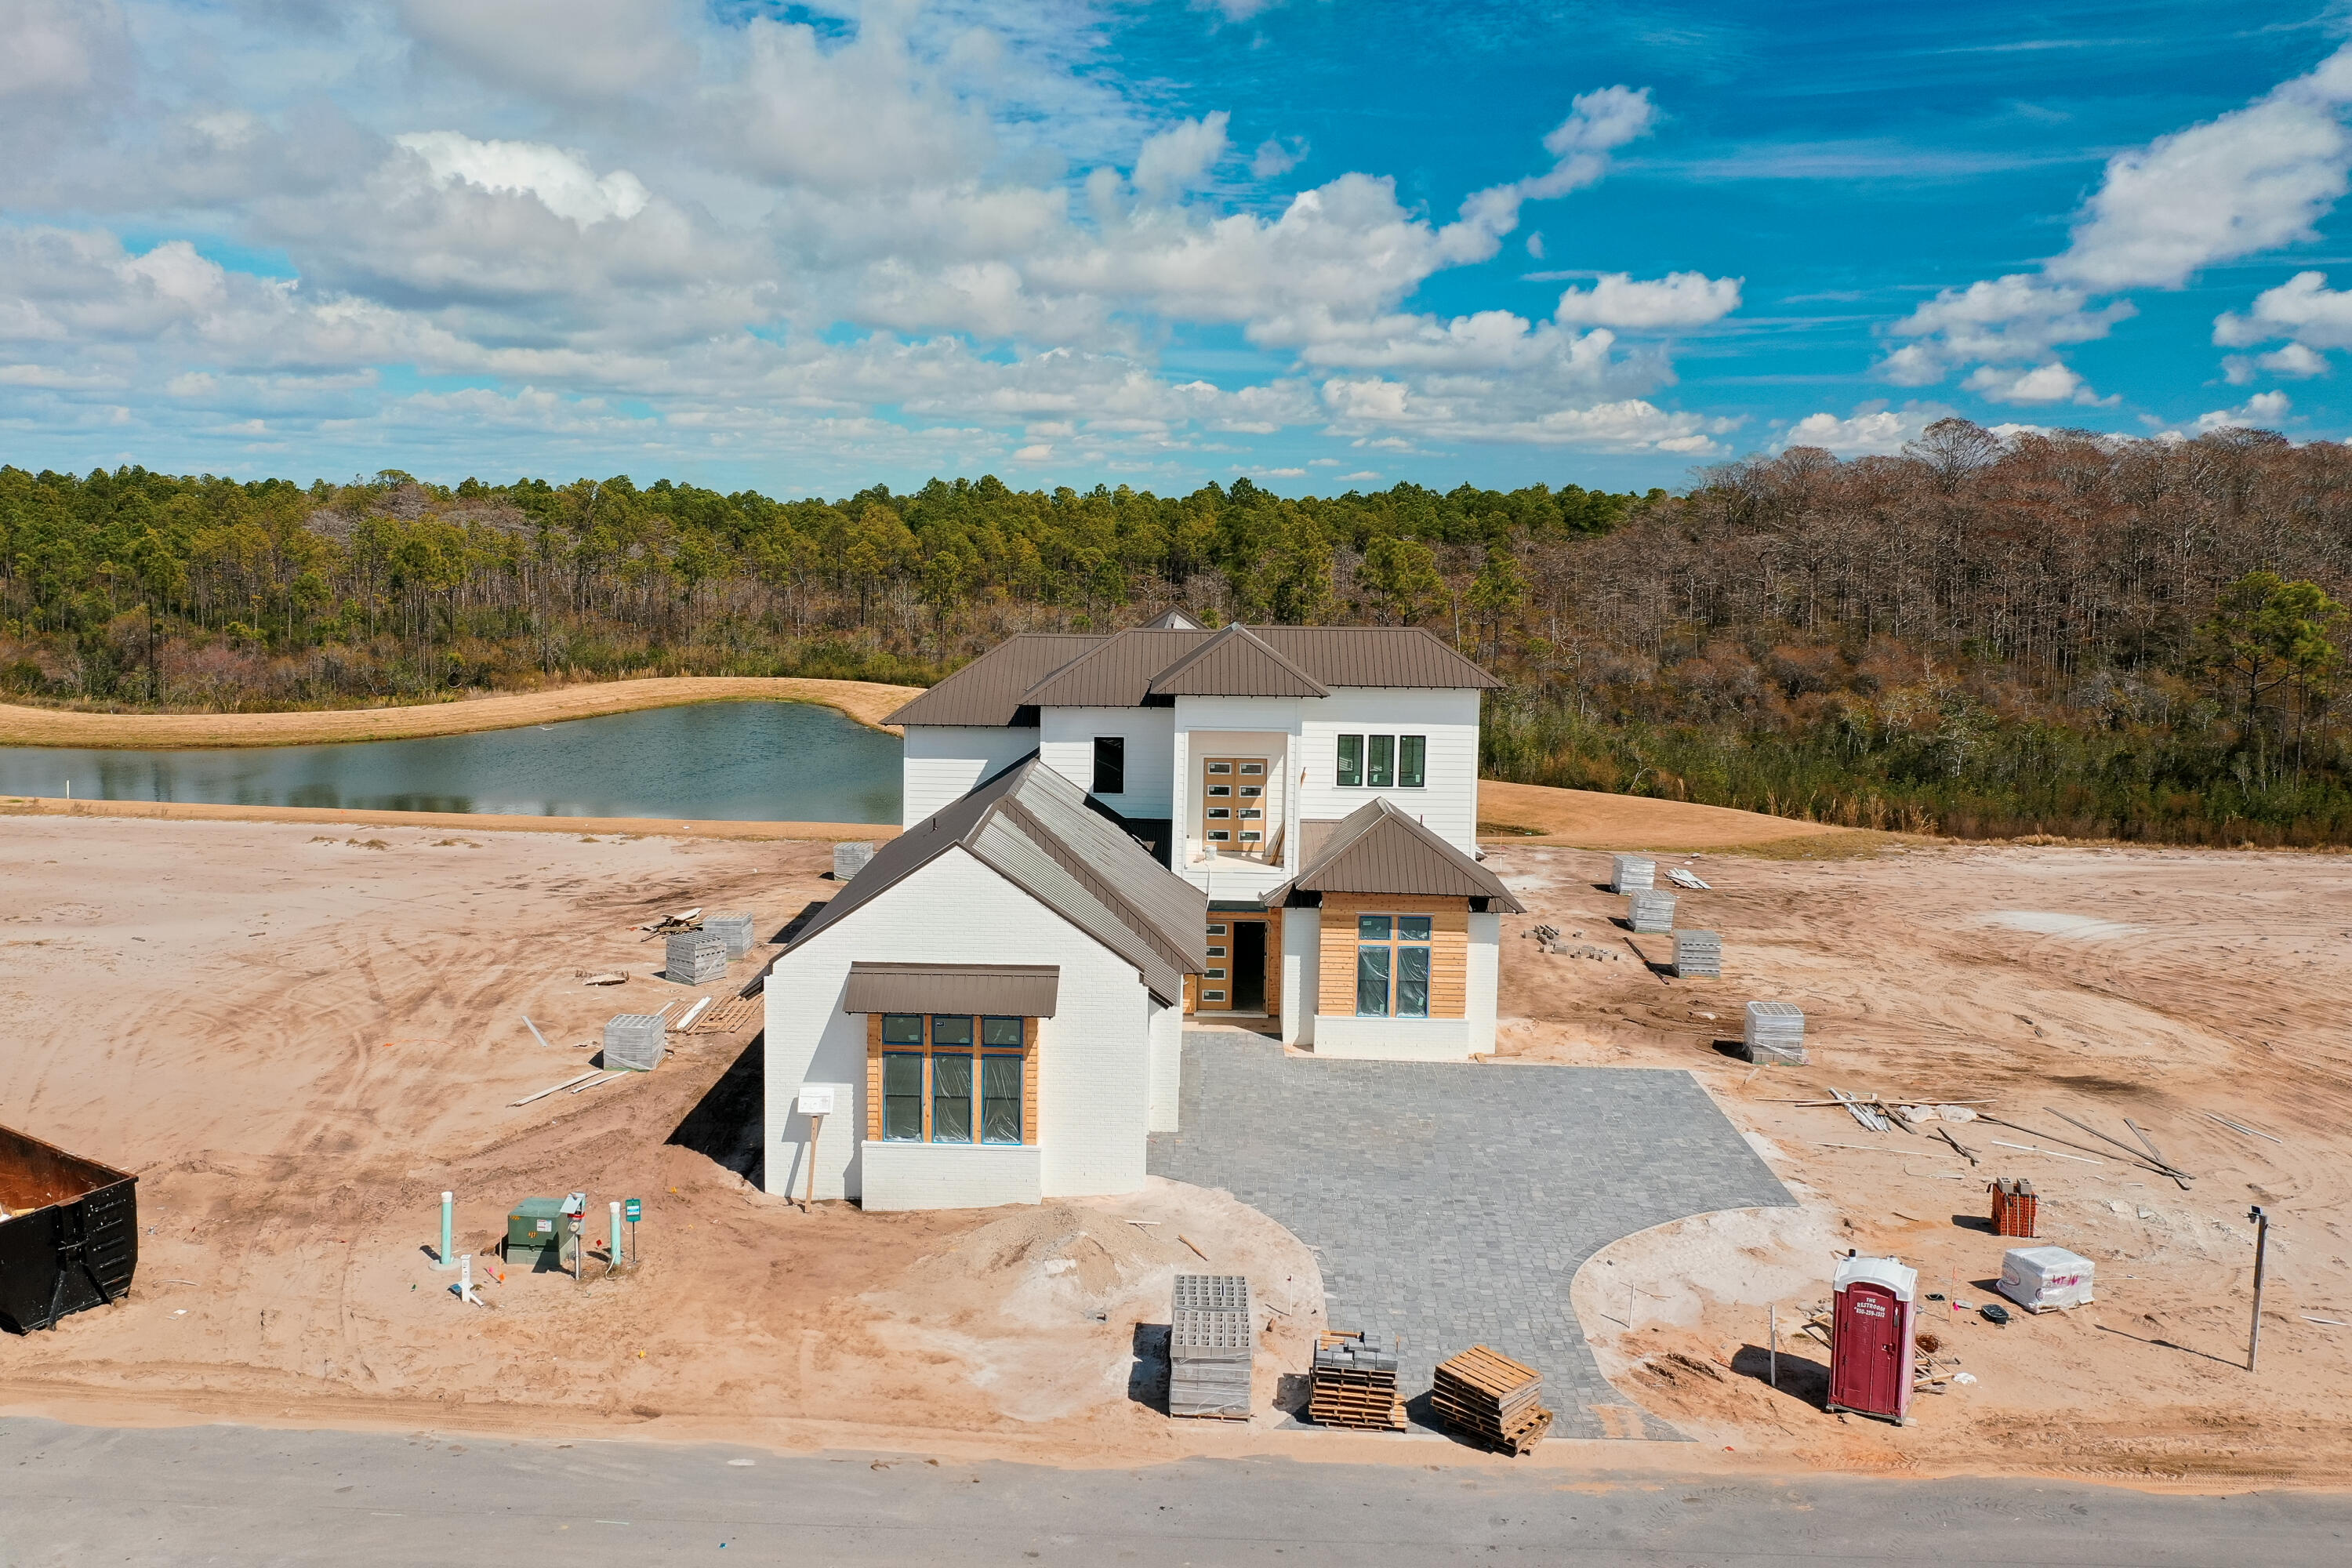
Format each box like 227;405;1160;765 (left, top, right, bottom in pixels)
763;612;1523;1210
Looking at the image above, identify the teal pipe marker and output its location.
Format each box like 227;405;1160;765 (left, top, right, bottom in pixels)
436;1191;456;1270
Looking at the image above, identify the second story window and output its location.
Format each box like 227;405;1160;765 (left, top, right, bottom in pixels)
1337;734;1426;788
1093;735;1125;794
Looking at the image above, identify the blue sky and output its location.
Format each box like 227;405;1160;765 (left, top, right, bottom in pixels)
3;1;2350;495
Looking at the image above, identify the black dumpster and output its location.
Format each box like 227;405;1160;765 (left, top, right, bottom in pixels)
0;1123;137;1332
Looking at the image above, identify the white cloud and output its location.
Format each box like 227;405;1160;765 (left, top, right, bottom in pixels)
1552;270;1741;329
1961;361;2101;405
1883;42;2352;405
397;0;697;103
1012;442;1053;460
394;132;650;227
1250;136;1306;180
2049;46;2352;292
1133;113;1229;202
1777;407;1938;456
2215;270;2352;349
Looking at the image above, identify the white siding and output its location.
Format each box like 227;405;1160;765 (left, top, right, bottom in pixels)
1039;708;1176;817
1279;906;1320;1047
1467;911;1500;1055
1146;999;1182;1132
1296;688;1483;853
762;848;1155;1203
901;725;1040;825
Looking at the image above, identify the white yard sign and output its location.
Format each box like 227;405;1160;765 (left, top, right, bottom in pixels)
797;1086;835;1116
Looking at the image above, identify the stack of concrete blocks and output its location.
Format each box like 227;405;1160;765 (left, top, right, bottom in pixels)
704;912;757;960
1610;854;1655;895
1671;929;1722;978
666;930;727;985
1168;1273;1254;1419
833;841;875;881
604;1013;668;1073
1742;1000;1807;1065
1627;889;1678;934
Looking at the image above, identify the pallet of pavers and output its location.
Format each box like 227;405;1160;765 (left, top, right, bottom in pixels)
1308;1330;1406;1431
1169;1273;1254;1419
1431;1345;1552;1456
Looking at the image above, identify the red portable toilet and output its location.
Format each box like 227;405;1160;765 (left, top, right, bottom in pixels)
1827;1254;1917;1424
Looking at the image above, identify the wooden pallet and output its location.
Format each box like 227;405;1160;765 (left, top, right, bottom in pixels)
1432;1345;1550;1455
681;995;762;1034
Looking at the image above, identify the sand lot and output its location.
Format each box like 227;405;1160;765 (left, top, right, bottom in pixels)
3;809;2350;1486
0;818;1319;1465
1486;838;2352;1485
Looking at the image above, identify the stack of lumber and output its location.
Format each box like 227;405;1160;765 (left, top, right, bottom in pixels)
603;1014;667;1073
1308;1330;1406;1431
1431;1345;1552;1456
1627;889;1678;933
1743;1000;1807;1065
1168;1273;1254;1419
704;913;758;958
1671;929;1721;977
666;931;728;985
1610;854;1655;894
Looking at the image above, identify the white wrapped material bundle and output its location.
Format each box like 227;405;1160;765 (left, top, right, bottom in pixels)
666;931;727;985
833;841;875;880
1997;1246;2095;1313
1743;1000;1806;1064
603;1014;667;1073
1610;854;1655;894
1627;889;1678;934
704;913;757;959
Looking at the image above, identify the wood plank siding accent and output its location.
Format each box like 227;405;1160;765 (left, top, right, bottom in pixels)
865;1013;1039;1145
1316;894;1468;1018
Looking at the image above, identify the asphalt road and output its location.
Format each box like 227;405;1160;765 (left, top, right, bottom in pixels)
2;1417;2347;1566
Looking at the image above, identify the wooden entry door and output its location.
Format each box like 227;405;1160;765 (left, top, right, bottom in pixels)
1199;757;1269;855
1196;916;1275;1014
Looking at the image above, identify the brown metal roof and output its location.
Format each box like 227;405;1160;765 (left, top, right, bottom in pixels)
1261;799;1527;911
842;962;1059;1018
898;622;1500;728
1147;624;1329;698
884;634;1105;727
784;756;1207;1004
1019;628;1211;707
1251;626;1501;690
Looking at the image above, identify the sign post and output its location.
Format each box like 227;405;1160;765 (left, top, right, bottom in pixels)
625;1196;641;1266
797;1087;835;1213
2249;1205;2271;1372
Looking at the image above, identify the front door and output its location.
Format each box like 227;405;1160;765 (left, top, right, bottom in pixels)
1200;917;1234;1010
1199;757;1269;855
1196;916;1269;1014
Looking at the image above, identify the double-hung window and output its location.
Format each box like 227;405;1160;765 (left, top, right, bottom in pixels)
877;1014;1028;1144
1335;734;1426;788
1353;914;1433;1018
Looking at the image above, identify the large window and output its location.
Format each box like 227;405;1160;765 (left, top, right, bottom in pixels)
876;1014;1028;1143
1353;914;1432;1018
1336;734;1425;788
1092;735;1125;795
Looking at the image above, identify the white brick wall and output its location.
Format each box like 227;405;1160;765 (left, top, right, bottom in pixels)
1309;1015;1473;1060
1468;911;1501;1054
1279;906;1320;1047
902;725;1040;825
762;847;1156;1203
1296;688;1483;852
1146;999;1181;1132
861;1142;1043;1210
1039;708;1176;817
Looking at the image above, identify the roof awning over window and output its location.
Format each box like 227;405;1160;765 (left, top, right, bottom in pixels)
842;962;1060;1018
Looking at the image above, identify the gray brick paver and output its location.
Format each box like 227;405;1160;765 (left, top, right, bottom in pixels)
1146;1031;1794;1442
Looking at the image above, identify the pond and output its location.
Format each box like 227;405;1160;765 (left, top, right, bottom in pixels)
0;701;902;823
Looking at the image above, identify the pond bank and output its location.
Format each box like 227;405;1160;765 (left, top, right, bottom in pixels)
0;793;896;841
0;675;922;749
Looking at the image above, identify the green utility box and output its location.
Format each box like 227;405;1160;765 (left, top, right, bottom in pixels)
506;1198;564;1260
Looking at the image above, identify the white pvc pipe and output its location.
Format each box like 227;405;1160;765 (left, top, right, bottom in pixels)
610;1200;623;1268
439;1192;454;1270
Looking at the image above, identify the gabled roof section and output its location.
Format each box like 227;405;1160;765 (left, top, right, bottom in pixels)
1261;798;1527;912
1142;608;1203;629
783;757;1207;1004
1018;628;1211;708
884;634;1105;727
1252;626;1501;690
1147;623;1329;698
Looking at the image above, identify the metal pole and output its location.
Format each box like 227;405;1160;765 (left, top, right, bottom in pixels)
437;1192;455;1270
1769;1305;1777;1390
2248;1205;2270;1372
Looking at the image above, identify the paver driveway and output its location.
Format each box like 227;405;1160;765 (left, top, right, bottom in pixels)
1146;1031;1795;1440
